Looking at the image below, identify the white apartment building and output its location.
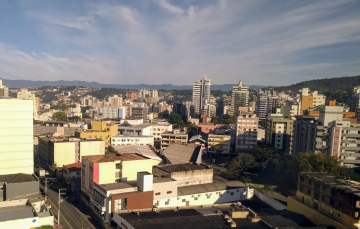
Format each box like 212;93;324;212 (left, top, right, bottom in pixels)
118;123;153;136
17;88;38;119
67;103;82;118
152;123;173;141
81;95;97;106
231;81;249;116
108;95;123;107
0;99;34;175
235;112;258;152
98;107;121;119
256;93;268;119
111;135;154;147
139;89;159;102
0;79;8;97
192;75;211;118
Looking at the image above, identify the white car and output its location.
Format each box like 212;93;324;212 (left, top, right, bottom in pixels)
51;178;58;183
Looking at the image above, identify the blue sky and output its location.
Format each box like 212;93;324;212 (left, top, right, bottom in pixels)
0;0;359;86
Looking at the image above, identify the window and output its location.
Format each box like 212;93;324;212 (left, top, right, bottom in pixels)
194;197;198;200
155;192;161;196
330;199;335;206
167;191;172;194
321;195;325;202
182;199;186;202
308;179;312;185
116;163;121;169
300;176;304;181
230;192;234;196
307;189;312;195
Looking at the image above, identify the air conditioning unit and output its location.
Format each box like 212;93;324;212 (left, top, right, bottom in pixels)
152;208;157;212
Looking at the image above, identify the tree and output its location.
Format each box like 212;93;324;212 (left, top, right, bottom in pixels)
226;153;257;179
68;116;81;122
106;145;117;155
253;146;280;168
288;153;345;176
169;113;185;127
82;113;91;119
81;106;93;113
210;117;218;124
52;112;67;121
50;163;57;172
33;119;42;124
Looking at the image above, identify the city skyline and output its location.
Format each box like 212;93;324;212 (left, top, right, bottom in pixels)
0;0;359;85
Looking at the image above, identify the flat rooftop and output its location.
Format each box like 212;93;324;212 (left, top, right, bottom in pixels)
0;204;36;222
178;180;247;196
118;206;267;229
0;173;37;184
113;135;153;138
83;153;147;163
113;145;162;161
98;181;138;191
154;163;210;174
153;177;175;184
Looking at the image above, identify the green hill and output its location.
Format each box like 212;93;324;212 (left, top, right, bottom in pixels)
272;75;360;103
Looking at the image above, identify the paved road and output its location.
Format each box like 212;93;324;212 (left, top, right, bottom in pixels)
40;179;97;229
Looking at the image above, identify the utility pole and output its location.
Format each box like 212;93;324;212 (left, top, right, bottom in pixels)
58;188;67;226
45;177;48;200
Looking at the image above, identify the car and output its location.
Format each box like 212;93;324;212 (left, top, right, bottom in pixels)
218;163;226;167
70;198;78;203
51;178;58;183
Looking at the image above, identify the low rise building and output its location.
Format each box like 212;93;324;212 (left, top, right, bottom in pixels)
208;134;231;155
197;123;227;134
63;162;81;192
288;172;360;228
161;130;188;149
111;135;154;146
38;135;105;167
161;144;202;164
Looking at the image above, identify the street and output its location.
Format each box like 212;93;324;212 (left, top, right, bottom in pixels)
40;178;97;229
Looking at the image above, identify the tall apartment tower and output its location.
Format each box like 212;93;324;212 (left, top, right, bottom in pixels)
231;81;249;116
351;86;360;122
256;92;269;119
192;75;211;118
0;98;34;175
0;79;9;97
17;89;38;119
235;112;258;152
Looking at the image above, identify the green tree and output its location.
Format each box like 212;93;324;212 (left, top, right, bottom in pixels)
33;119;42;124
50;163;57;172
210;117;218;124
106;145;117;155
52;112;67;121
289;153;345;176
81;106;93;113
253;146;280;168
82;113;91;119
68;116;81;122
226;153;257;179
169;113;185;127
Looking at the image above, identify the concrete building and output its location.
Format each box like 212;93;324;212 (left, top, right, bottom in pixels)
288;172;360;228
131;107;149;122
265;114;294;155
197;123;227;134
208;133;231;155
111;135;154;147
75;121;118;149
66;103;82;118
162;144;202;164
118;123;153;137
38;135;105;167
81;154;160;198
0;199;53;228
231;81;249;116
173;101;191;122
235;113;258;152
0;99;34;175
0;173;39;201
139;89;159;103
98;107;121;119
126;91;138;101
292;116;320;156
256;92;268;119
34;121;87;136
17;88;39;119
299;88;326;115
108;95;123;107
152;123;173;148
192;75;211;118
81;95;97;106
161;130;188;149
118;106;126;119
63;162;81;192
0;79;9;97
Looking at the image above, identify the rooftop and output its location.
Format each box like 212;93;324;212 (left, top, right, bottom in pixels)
178;180;247;196
83;153;146;163
113;145;162;161
98;181;138;191
154;163;211;175
0;202;36;222
113;135;153;138
198;123;225;126
153;177;175;184
0;173;37;184
162;145;201;165
64;162;82;170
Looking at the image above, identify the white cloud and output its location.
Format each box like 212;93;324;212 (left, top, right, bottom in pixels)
154;0;184;15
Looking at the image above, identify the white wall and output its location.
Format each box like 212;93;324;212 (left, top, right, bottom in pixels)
111;136;154;146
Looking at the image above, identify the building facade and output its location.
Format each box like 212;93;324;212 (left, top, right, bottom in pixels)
265;114;294;155
256;93;268;119
111;135;154;147
235;112;258;152
231;81;249;116
0;79;9;97
192;75;211;118
161;130;188;149
0;99;33;175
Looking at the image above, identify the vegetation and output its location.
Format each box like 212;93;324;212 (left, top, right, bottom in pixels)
50;163;57;172
68;116;81;122
52;111;67;121
33;119;43;124
219;114;235;124
82;113;91;119
169;113;185;127
81;106;93;113
106;146;117;155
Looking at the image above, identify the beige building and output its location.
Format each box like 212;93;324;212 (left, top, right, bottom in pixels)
0;99;34;175
299;88;326;115
235;112;258;152
161;130;188;149
38;135;105;167
111;135;154;146
265;114;294;155
0;79;9;97
17;88;39;119
108;95;123;107
208;134;231;155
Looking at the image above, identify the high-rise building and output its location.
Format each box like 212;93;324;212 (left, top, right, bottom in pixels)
173;101;191;122
17;89;38;119
81;95;97;106
0;79;9;97
235;112;258;152
192;75;211;118
139;89;159;103
256;92;268;119
0;99;34;175
108;95;123;107
351;86;360;122
231;81;249;116
126;91;138;101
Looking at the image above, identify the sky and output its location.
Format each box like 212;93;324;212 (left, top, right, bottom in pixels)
0;0;359;86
